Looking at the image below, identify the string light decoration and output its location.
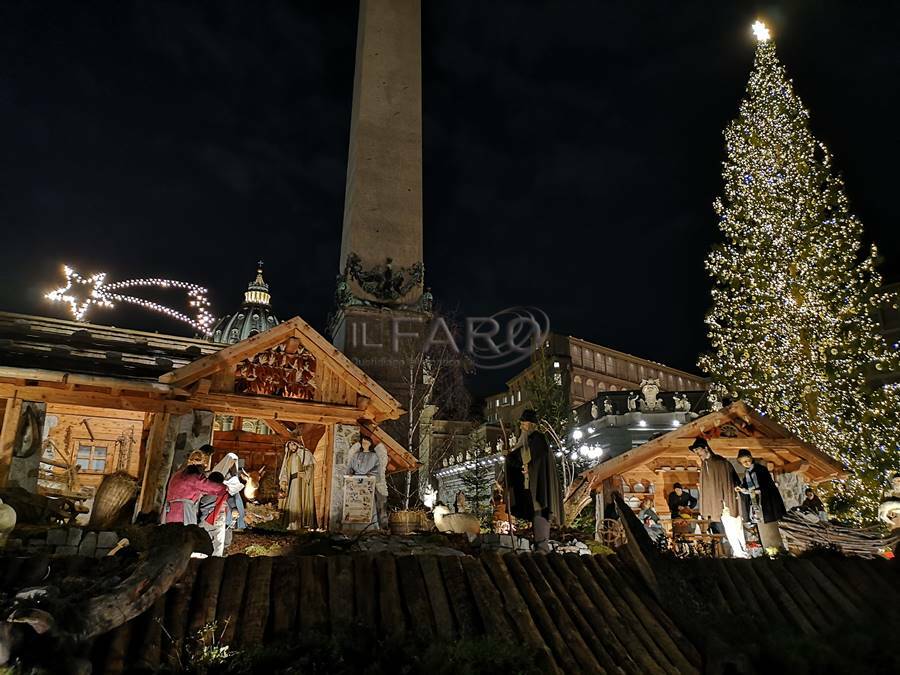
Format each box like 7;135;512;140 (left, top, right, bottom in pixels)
698;21;900;524
45;265;215;334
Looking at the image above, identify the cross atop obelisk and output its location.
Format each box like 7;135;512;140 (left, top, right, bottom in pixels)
337;0;424;308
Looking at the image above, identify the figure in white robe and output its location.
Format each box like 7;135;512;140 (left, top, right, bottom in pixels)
279;439;316;530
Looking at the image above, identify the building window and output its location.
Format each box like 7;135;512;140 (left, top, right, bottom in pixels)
606;356;615;375
517;390;522;402
571;346;582;366
585;379;595;398
586;351;596;370
573;375;583;399
75;443;108;473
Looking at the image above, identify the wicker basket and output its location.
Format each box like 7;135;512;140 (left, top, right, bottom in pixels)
89;472;138;528
388;510;420;536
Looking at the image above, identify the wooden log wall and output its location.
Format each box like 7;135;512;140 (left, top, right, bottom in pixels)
90;551;701;674
89;546;898;674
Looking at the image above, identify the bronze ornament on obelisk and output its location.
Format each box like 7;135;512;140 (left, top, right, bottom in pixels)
330;0;431;399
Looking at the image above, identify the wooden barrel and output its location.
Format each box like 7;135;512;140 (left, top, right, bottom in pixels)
389;511;420;536
89;472;138;528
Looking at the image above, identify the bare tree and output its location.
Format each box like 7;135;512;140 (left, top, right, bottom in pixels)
394;306;472;509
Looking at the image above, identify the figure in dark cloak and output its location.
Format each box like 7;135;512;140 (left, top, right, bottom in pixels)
736;448;786;551
504;409;562;552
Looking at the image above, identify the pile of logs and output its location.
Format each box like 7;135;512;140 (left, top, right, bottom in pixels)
777;512;900;558
0;525;210;672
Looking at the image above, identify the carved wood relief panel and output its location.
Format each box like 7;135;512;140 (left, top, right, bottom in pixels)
234;340;317;400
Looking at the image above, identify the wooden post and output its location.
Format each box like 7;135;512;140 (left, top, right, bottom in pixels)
0;396;23;487
136;412;172;519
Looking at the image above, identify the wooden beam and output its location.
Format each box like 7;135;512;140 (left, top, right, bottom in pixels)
0;396;22;487
664;438;800;450
191;392;370;424
0;383;191;415
264;419;296;438
779;460;810;474
159;322;299;386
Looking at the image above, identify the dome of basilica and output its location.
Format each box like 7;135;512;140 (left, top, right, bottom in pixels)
210;264;279;344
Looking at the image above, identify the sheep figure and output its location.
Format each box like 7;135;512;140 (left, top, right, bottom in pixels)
0;498;16;548
432;503;480;536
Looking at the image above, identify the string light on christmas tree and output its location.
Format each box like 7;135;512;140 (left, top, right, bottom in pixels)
699;21;900;523
45;264;215;334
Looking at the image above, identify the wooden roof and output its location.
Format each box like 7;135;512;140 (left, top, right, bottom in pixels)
0;311;219;381
583;401;847;487
159;316;404;422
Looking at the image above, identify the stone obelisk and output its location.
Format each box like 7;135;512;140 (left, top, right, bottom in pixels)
331;0;429;399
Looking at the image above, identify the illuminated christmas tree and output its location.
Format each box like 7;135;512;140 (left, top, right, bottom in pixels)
699;21;900;523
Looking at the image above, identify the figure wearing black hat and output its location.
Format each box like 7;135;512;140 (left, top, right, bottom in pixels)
689;436;741;537
505;409;562;553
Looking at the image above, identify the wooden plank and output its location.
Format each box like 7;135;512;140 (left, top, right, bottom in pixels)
188;556;226;635
238;556;273;647
734;559;788;627
353;553;378;630
269;558;301;638
595;555;703;671
135;595;166;670
135;412;172;516
613;492;660;596
503;553;581;673
808;557;872;615
767;558;833;632
162;559;199;666
438;555;479;637
709;558;751;624
396;554;435;639
375;552;406;637
535;554;617;674
517;554;600;674
327;555;355;628
480;554;559;672
793;558;862;620
559;554;645;675
191;393;366;424
417;555;456;640
747;558;816;636
298;556;329;632
852;558;900;606
579;555;688;675
459;556;516;642
216;555;251;644
0;395;22;487
101;619;133;675
0;383;191;415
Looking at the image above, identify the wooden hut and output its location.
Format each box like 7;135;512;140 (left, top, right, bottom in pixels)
0;311;415;528
576;401;847;534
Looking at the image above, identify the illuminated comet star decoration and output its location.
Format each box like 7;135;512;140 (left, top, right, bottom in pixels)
45;265;215;334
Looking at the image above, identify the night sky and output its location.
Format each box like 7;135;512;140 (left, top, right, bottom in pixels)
2;1;899;396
